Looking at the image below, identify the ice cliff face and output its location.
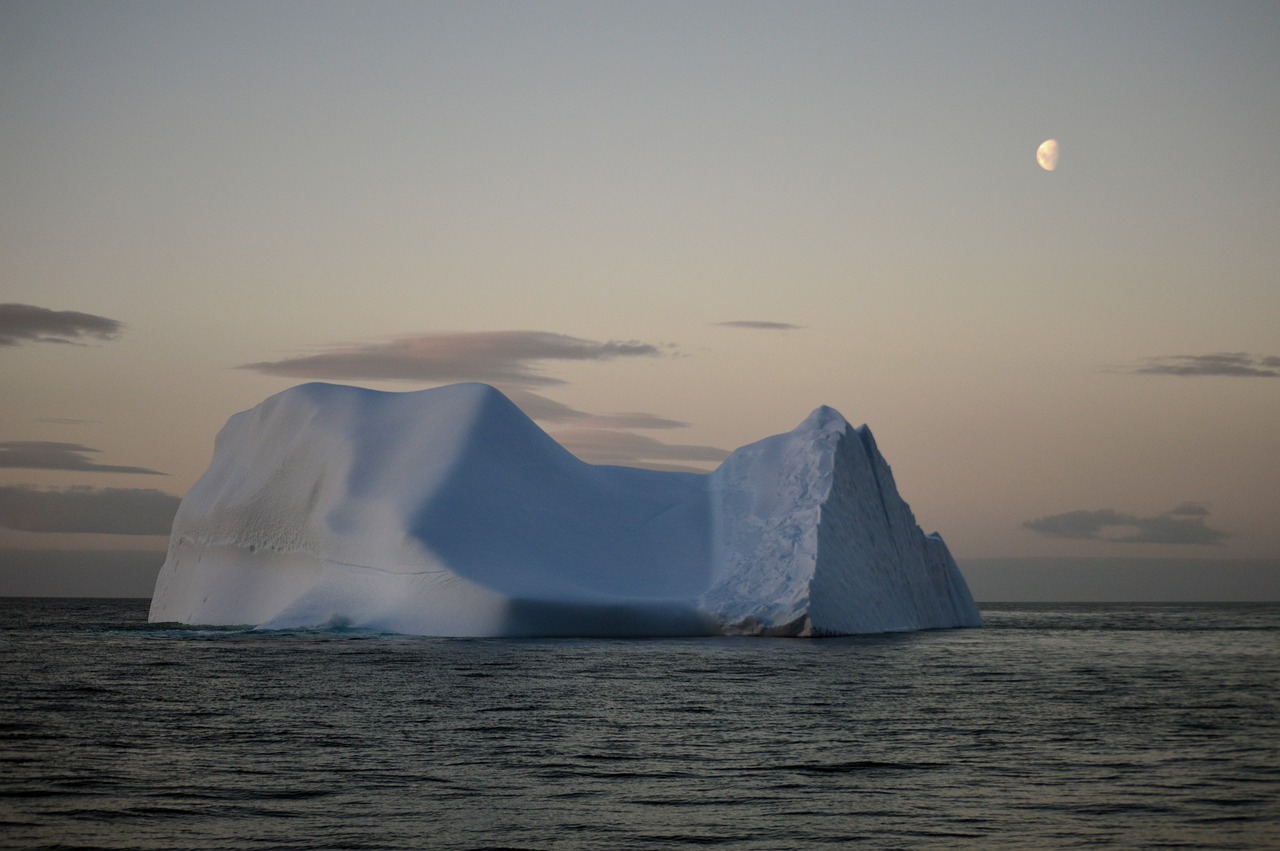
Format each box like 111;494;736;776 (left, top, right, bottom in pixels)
149;383;980;636
703;406;979;635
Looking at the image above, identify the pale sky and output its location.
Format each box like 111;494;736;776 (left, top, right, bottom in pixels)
2;1;1278;597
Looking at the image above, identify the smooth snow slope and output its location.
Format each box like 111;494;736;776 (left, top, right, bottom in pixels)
149;383;980;636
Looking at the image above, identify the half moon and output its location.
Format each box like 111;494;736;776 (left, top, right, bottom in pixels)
1036;139;1059;171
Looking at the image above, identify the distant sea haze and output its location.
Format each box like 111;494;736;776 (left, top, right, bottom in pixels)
1;550;1277;602
2;599;1277;849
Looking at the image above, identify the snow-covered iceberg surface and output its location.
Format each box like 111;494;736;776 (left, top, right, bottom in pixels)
149;383;980;636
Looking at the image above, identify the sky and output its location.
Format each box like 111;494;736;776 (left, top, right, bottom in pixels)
2;1;1277;599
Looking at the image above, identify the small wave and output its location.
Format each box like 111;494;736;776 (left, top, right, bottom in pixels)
774;760;944;773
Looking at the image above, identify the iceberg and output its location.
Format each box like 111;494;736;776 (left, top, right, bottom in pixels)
149;383;980;636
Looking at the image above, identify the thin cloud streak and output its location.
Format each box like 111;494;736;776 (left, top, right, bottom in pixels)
1129;353;1280;378
504;389;689;429
0;442;166;475
1023;506;1228;546
551;427;729;469
0;304;122;347
716;321;804;331
240;331;666;386
0;485;180;535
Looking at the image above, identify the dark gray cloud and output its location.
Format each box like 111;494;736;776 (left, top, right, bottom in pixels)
1023;506;1228;546
504;389;688;429
240;331;666;386
1120;515;1229;546
0;485;180;535
1130;353;1280;378
716;321;804;331
0;304;122;347
0;441;165;475
551;427;729;471
1024;509;1131;540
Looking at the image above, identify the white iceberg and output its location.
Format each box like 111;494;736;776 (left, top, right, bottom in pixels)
149;383;980;636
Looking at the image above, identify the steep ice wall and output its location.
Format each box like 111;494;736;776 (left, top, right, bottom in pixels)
698;406;979;635
809;425;980;634
149;383;980;636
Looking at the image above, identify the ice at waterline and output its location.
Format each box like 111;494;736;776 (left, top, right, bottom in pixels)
149;383;981;636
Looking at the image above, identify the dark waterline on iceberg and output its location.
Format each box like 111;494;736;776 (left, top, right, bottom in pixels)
2;599;1277;850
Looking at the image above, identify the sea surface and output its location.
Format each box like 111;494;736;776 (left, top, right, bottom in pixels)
1;600;1277;850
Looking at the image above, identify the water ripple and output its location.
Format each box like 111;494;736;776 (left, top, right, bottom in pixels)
1;599;1276;849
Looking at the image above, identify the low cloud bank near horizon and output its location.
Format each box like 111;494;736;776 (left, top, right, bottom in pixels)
0;486;179;535
959;557;1280;603
240;330;668;387
0;441;165;475
0;549;164;598
1023;503;1228;546
0;304;122;347
1126;352;1280;378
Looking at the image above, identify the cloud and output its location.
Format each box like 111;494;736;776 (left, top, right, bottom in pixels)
500;389;710;470
551;428;729;471
0;441;165;475
716;321;804;331
1023;506;1228;546
1119;515;1229;546
1024;509;1132;540
503;390;688;429
0;304;122;347
1128;353;1280;378
0;485;180;534
240;331;666;387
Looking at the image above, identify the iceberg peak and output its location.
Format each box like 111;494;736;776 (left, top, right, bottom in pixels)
800;404;851;433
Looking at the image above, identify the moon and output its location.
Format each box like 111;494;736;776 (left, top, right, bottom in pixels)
1036;138;1059;171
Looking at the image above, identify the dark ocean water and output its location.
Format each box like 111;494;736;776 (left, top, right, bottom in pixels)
1;600;1277;850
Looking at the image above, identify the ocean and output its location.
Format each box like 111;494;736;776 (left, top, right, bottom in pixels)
1;600;1276;850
